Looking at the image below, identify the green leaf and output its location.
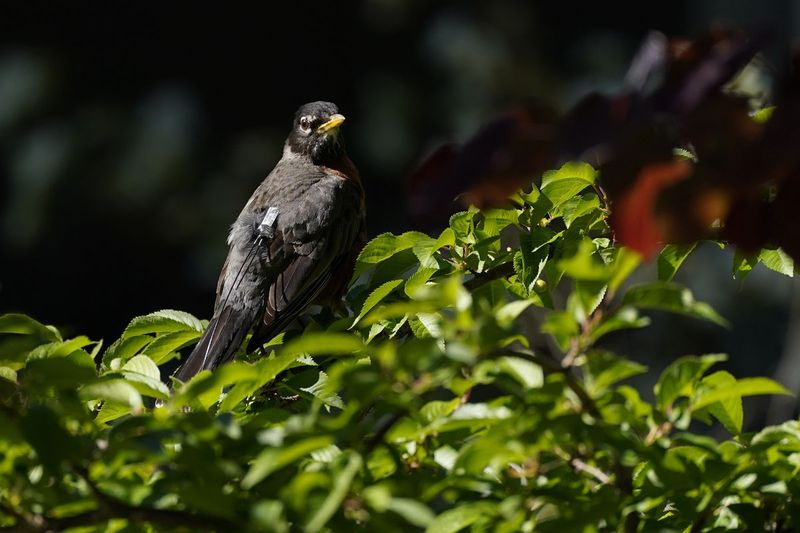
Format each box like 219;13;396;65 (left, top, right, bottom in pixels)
123;309;203;337
693;377;791;412
586;351;647;394
425;502;497;533
0;366;17;383
654;354;727;410
119;354;170;400
80;379;143;409
751;106;775;123
280;333;365;356
697;371;743;434
172;361;262;408
121;354;160;380
405;267;437;298
385;498;435;528
733;249;758;281
449;210;477;242
142;330;202;365
27;336;96;360
561;193;601;227
608;247;641;294
409;313;442;339
498;356;543;389
218;354;298;411
300;371;344;409
540;161;597;208
305;452;363;533
22;356;98;389
558;239;611;281
354;232;428;278
590;306;650;342
758;248;794;277
658;244;696;282
541;311;578;351
623;282;729;327
0;313;60;341
352;279;404;327
102;335;153;367
243;435;334;489
495;299;534;323
567;280;606;323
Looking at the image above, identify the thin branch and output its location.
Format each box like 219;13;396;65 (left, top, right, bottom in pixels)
570;458;611;485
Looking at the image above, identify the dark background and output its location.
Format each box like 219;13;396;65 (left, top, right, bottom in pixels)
2;1;799;425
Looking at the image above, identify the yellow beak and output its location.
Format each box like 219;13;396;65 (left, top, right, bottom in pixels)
316;114;346;134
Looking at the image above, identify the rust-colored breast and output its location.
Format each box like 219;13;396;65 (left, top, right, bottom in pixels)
316;155;367;305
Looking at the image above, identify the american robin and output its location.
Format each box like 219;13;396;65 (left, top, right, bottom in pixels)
174;101;366;383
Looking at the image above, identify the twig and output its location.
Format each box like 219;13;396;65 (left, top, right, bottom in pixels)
570;458;611;484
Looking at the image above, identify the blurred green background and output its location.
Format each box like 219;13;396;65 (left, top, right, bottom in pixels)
1;1;799;425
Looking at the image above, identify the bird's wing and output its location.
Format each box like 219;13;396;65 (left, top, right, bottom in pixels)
248;173;364;349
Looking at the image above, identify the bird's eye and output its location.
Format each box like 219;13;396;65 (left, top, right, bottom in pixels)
299;116;313;132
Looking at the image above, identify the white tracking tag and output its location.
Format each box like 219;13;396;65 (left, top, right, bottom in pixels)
257;207;279;238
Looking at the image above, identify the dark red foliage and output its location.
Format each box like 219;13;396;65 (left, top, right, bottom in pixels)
407;27;800;262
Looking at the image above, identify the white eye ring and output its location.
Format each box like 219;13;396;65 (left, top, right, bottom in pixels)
299;115;313;133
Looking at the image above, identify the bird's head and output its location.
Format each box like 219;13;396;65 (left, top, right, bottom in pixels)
286;101;347;164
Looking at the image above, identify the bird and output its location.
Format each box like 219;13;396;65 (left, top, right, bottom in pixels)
174;101;366;383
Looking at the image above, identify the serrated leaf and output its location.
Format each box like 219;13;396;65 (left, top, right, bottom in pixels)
102;335;153;368
123;309;203;337
495;299;534;323
243;435;334;489
541;311;578;351
94;401;132;424
733;249;758;280
280;333;364;357
498;356;543;389
354;232;428;278
0;313;60;341
218;353;298;411
540;162;597;209
697;370;743;433
305;452;363;533
22;357;98;389
567;280;607;323
352;279;404;327
623;282;729;327
122;354;160;380
0;366;17;383
586;351;647;394
590;306;650;342
300;371;344;408
658;243;696;281
409;313;441;338
405;267;437;298
449;210;477;242
693;377;791;411
27;337;96;361
654;354;727;410
142;330;202;365
80;379;143;409
558;239;611;281
608;246;642;293
758;248;794;277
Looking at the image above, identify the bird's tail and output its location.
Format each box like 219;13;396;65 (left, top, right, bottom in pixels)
173;306;252;385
